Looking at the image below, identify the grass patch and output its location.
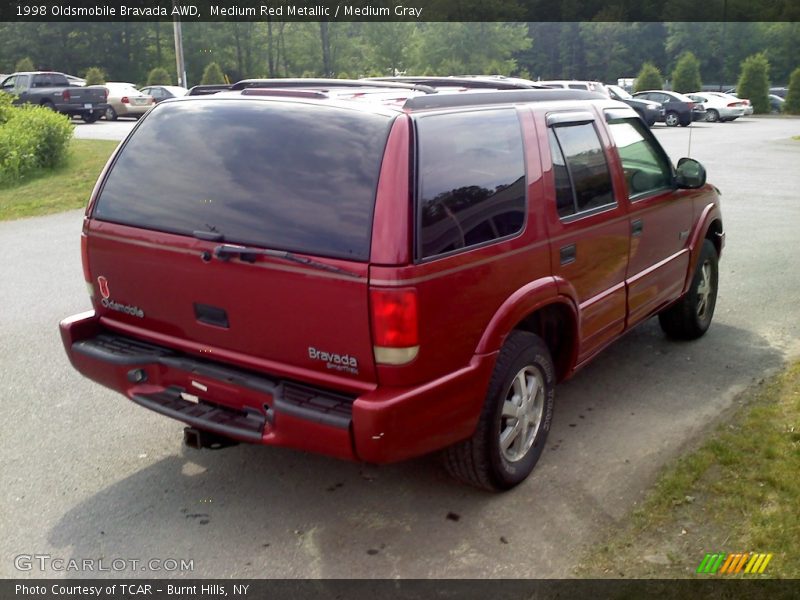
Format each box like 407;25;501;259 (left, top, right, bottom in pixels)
578;361;800;579
0;138;118;220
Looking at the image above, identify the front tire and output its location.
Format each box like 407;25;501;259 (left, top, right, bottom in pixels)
706;109;719;123
105;106;118;121
658;239;719;340
442;331;555;491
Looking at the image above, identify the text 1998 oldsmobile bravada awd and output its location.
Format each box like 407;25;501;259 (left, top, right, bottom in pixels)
61;78;723;490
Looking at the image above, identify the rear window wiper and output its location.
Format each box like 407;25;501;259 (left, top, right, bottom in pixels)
213;244;362;279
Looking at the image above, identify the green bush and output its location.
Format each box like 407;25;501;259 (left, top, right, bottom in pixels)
784;68;800;115
737;53;770;114
0;101;73;186
201;62;226;85
147;67;172;86
671;52;702;93
635;62;664;92
83;67;106;85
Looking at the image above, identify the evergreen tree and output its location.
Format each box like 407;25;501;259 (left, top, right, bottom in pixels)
635;62;664;92
784;67;800;115
146;67;172;85
83;67;106;85
737;53;770;114
201;62;226;85
671;51;702;93
15;57;35;71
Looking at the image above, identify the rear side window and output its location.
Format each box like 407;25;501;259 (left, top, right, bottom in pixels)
548;122;614;218
94;100;393;260
415;109;526;259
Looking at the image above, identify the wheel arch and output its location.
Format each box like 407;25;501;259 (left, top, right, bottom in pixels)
475;277;580;383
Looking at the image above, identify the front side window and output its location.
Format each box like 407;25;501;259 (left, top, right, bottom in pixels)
548;121;614;218
416;109;526;259
606;117;673;199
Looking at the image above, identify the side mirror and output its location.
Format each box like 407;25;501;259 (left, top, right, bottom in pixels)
675;157;706;189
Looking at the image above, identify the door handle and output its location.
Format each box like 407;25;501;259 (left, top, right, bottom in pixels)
632;219;644;237
560;244;576;265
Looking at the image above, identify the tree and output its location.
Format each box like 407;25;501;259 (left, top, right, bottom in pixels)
147;67;172;85
737;53;770;114
15;56;35;71
635;62;663;92
784;67;800;115
201;62;226;85
671;51;702;93
83;67;106;85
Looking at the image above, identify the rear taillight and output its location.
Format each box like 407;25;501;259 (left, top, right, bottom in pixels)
687;102;695;109
728;102;741;107
370;288;419;365
81;233;93;299
104;88;109;100
121;96;129;104
62;89;71;102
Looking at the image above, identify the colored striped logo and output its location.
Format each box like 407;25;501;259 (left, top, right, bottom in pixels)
696;552;773;575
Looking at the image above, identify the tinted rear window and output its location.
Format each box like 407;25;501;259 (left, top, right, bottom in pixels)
94;99;393;260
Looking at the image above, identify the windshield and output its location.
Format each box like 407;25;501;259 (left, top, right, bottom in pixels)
93;99;393;261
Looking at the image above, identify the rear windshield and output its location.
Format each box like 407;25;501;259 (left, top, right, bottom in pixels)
94;99;393;260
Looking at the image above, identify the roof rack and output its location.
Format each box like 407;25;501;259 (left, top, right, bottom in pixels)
229;78;437;94
363;76;546;91
403;88;605;111
187;84;233;96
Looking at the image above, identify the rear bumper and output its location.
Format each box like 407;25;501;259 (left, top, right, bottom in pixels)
60;311;495;464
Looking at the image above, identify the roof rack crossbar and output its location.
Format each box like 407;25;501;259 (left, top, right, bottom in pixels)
403;89;605;111
363;76;547;91
230;78;437;94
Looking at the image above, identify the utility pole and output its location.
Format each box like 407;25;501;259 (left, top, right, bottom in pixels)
173;0;187;87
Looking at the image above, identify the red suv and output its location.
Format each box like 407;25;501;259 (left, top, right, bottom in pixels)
61;78;723;490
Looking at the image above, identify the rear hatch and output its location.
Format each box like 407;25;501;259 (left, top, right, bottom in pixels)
87;98;396;388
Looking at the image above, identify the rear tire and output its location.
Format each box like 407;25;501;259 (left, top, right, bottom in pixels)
442;331;555;491
665;111;680;127
82;111;101;123
658;239;719;340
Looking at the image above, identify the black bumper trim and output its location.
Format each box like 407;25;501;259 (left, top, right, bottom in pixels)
132;387;265;443
72;331;355;432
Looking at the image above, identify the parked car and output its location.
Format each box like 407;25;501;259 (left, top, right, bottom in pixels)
0;71;107;122
722;88;754;115
65;74;86;86
60;79;723;491
104;82;154;120
538;79;610;96
633;90;707;126
687;92;745;122
606;84;663;126
769;94;785;114
139;85;189;103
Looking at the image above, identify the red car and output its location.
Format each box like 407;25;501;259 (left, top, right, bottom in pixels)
61;79;724;490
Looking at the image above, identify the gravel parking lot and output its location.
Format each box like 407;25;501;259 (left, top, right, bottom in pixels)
2;116;800;579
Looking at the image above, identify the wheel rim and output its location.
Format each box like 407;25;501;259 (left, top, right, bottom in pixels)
499;365;545;463
696;259;713;319
665;113;678;126
707;110;718;122
105;107;114;119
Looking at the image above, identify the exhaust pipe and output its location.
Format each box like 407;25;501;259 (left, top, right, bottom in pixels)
183;427;238;450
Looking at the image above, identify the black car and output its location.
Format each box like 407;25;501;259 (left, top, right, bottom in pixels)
633;90;707;127
606;84;664;126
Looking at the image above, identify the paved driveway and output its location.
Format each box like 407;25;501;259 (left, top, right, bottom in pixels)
2;117;799;578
